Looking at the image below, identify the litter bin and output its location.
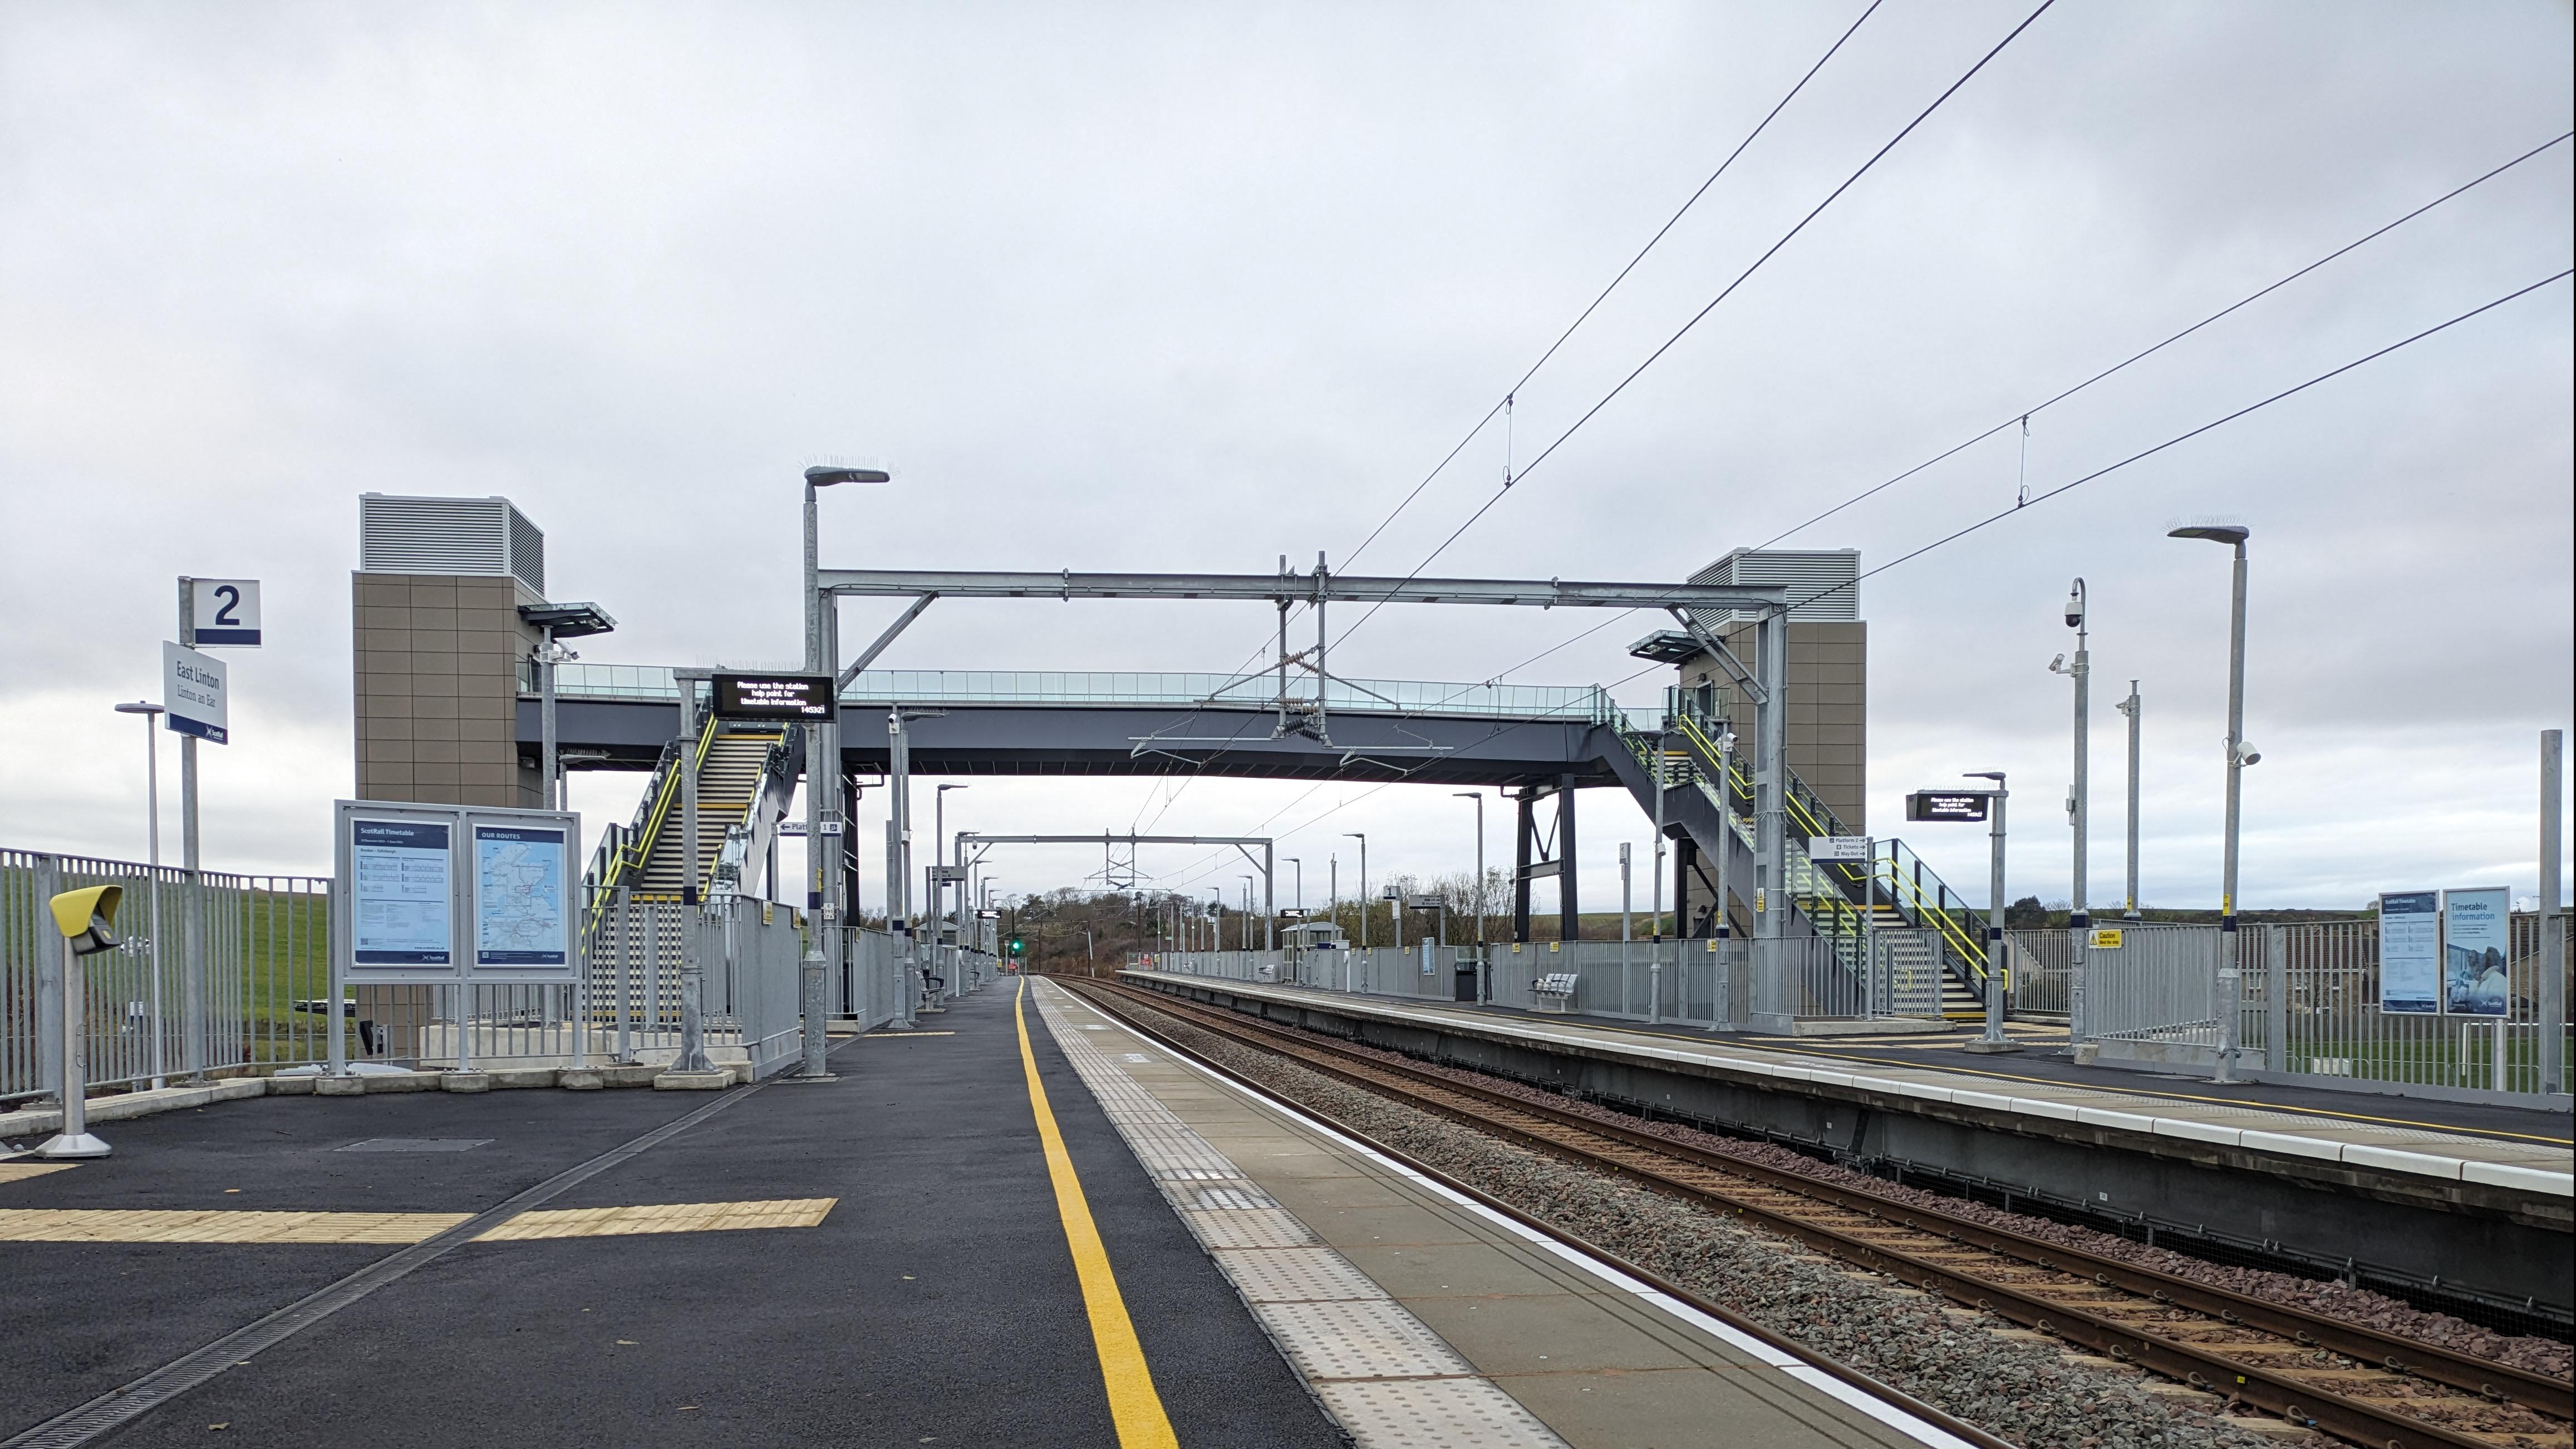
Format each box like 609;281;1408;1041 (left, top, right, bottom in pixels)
1454;963;1478;1002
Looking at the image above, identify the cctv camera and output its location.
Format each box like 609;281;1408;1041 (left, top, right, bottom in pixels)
2235;741;2262;767
2048;653;2067;674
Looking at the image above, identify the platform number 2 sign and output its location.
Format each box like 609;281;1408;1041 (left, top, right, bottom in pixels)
189;578;262;647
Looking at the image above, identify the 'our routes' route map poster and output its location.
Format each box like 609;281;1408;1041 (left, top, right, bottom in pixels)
474;825;567;968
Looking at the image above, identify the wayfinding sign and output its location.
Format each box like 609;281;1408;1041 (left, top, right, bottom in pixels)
162;642;230;744
2378;890;2440;1014
712;672;835;720
334;801;580;984
189;579;262;646
1808;835;1871;862
2442;886;2510;1017
1906;791;1989;823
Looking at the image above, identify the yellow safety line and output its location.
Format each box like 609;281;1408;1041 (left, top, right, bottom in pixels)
1015;978;1178;1449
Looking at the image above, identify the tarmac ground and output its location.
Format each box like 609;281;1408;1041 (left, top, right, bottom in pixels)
0;987;1340;1448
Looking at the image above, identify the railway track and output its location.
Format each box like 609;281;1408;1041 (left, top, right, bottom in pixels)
1070;978;2574;1449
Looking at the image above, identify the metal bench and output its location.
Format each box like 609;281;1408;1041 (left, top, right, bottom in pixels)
1532;972;1581;1014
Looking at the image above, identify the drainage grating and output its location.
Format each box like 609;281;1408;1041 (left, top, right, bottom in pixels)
333;1139;492;1154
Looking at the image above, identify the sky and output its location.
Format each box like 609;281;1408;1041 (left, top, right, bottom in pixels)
2;1;2569;918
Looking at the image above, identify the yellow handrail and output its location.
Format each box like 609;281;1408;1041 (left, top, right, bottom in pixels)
586;708;719;926
1656;718;1991;970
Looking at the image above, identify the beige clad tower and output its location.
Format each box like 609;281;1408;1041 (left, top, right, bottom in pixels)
1666;548;1866;936
351;495;551;808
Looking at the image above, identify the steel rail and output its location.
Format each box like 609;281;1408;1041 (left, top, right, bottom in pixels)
1134;981;2568;1418
1085;980;2570;1449
1051;980;2023;1449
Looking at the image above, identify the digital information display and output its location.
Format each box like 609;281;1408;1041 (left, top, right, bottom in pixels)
1905;791;1990;823
351;819;452;966
712;672;837;720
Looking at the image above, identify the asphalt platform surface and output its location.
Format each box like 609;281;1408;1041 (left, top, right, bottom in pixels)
1;985;1342;1448
1432;998;2571;1141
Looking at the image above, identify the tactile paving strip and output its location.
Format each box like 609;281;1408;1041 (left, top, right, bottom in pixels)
1179;1207;1318;1249
473;1197;837;1240
0;1162;78;1186
1189;1186;1272;1211
0;1208;472;1244
1033;982;1570;1448
1256;1298;1473;1381
1215;1246;1390;1304
1314;1378;1569;1449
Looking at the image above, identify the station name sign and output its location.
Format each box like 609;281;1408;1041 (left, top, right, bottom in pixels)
711;672;837;721
1905;791;1990;823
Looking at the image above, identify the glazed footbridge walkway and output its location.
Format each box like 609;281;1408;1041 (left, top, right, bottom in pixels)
539;666;2001;1022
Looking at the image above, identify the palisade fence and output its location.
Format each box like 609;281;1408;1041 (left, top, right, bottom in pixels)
5;845;915;1103
1137;913;2570;1103
3;847;332;1103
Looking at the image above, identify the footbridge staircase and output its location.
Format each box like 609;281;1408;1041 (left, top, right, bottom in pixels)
1595;691;1995;1021
578;711;805;1028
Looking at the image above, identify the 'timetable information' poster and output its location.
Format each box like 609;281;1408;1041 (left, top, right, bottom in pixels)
352;820;452;965
2442;886;2511;1017
2378;890;2439;1014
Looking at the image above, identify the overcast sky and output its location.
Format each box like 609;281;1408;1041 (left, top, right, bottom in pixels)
2;1;2569;916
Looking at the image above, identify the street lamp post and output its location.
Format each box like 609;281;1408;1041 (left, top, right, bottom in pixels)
2117;681;2142;921
112;702;168;1088
1240;876;1254;952
2051;579;2091;1049
1963;771;2016;1052
2170;524;2255;1083
1287;857;1302;914
799;463;888;1077
1453;791;1486;999
1343;833;1368;949
935;783;967;1002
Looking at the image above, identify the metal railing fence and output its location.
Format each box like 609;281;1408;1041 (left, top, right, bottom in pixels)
2240;916;2567;1096
4;845;859;1097
5;849;334;1102
2086;923;2225;1051
2007;930;2073;1017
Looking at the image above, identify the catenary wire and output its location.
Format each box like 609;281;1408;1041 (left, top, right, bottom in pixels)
1307;132;2576;697
1330;0;2059;653
1154;269;2573;892
1754;129;2575;550
1336;0;1887;574
1125;3;1891;835
1779;268;2575;614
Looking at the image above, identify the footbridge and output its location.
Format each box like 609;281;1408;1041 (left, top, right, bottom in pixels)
520;665;1625;785
526;660;1997;1014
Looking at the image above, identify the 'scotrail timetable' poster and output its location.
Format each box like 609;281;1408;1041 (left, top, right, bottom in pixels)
2379;890;2439;1014
352;819;451;965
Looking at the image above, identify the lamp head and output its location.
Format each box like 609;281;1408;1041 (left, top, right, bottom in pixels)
805;465;892;487
114;701;165;717
50;885;123;955
1963;770;2005;783
2167;524;2249;546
